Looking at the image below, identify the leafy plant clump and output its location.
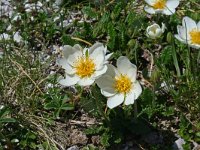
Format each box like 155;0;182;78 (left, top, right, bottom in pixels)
0;0;200;149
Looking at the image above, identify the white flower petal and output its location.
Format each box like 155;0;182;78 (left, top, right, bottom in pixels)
117;56;132;75
62;45;80;59
144;6;156;14
174;34;187;44
58;74;79;86
105;52;113;61
107;94;124;109
101;89;116;97
132;81;142;99
147;31;157;39
78;77;95;86
182;16;197;32
127;64;137;82
162;7;175;15
90;46;105;69
89;42;104;54
166;0;180;9
188;44;200;49
94;65;107;78
73;44;83;51
67;50;82;66
144;0;156;6
124;92;135;105
197;21;200;29
57;58;75;74
96;75;115;92
161;23;166;33
105;64;117;77
155;28;162;37
177;25;188;40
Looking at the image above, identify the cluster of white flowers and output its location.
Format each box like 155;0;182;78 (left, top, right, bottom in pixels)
144;0;200;49
57;43;142;109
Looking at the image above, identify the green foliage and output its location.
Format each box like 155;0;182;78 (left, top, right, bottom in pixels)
0;107;16;124
44;87;74;119
0;0;200;149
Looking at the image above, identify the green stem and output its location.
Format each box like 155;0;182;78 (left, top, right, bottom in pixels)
172;39;181;77
134;100;138;121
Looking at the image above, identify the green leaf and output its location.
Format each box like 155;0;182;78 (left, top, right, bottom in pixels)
44;102;59;110
60;103;74;110
0;118;16;123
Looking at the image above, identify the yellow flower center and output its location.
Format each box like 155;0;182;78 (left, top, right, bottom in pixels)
152;0;166;9
74;56;95;78
189;29;200;45
114;74;132;94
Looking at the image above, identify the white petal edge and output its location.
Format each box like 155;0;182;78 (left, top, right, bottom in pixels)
132;81;142;99
166;0;180;9
78;78;95;86
124;92;135;105
162;7;175;15
127;64;137;82
101;89;116;97
57;58;76;74
144;6;156;14
94;65;108;79
182;16;197;32
117;56;133;75
96;75;115;92
90;46;105;69
58;74;79;86
107;94;124;109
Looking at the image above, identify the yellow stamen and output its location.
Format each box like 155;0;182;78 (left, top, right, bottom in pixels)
189;29;200;45
114;74;132;94
152;0;166;9
74;56;95;78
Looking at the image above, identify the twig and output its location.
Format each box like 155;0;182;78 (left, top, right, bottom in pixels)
71;37;92;46
9;58;43;94
69;119;102;126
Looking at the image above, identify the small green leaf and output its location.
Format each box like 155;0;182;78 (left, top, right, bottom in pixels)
61;103;74;110
0;118;16;123
44;102;59;110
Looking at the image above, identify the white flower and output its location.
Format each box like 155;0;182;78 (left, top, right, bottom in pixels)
0;0;13;17
144;0;180;15
96;56;142;109
146;23;165;39
13;31;22;43
57;43;111;86
175;16;200;49
24;1;43;12
0;33;10;41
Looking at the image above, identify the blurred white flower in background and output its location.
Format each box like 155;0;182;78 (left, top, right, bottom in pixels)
144;0;180;15
146;23;165;39
96;56;142;109
13;31;22;43
0;33;10;41
24;1;43;12
0;0;13;17
57;43;111;86
175;16;200;49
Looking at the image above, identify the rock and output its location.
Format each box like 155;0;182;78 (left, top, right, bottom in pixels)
173;138;185;150
67;145;79;150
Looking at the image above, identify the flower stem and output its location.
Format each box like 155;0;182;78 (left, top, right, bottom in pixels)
134;100;138;121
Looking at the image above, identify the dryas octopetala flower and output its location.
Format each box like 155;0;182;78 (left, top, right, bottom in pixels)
96;56;142;109
144;0;180;15
175;16;200;49
57;42;112;87
146;23;165;39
